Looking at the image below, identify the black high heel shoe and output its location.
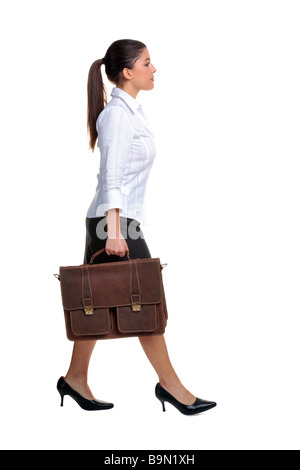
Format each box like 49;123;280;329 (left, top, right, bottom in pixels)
155;383;216;415
57;377;114;411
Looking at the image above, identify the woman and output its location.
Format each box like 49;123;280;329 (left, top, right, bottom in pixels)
57;39;216;415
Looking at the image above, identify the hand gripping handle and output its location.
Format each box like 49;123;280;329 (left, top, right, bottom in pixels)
89;248;130;265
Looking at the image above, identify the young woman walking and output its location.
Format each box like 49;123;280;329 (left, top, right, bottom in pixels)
57;39;216;415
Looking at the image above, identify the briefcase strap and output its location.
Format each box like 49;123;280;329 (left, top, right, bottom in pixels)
81;265;94;315
130;260;141;312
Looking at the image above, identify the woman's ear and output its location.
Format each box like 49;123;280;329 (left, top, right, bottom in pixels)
122;67;133;80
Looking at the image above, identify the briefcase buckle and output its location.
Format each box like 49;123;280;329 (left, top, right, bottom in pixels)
84;306;94;316
131;302;141;312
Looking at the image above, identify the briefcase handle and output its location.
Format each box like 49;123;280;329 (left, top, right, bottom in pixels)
89;248;130;265
53;249;167;280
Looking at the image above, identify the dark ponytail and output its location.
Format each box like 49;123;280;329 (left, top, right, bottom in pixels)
87;39;147;151
87;59;106;151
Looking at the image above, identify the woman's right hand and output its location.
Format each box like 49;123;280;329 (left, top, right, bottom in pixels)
105;233;129;258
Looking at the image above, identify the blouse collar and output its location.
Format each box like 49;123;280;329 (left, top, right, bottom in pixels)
111;87;141;114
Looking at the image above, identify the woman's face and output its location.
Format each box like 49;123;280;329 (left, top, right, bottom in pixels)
126;48;157;92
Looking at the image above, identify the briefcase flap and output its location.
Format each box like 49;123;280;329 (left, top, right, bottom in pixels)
59;258;162;311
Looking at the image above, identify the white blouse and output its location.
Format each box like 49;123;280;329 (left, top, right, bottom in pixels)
86;86;156;224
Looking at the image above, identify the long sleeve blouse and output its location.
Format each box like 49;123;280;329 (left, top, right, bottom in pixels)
86;86;156;224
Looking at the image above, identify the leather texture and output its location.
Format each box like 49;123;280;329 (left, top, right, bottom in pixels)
56;248;168;341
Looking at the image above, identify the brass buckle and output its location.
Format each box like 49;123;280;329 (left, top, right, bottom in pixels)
84;306;94;316
131;302;141;312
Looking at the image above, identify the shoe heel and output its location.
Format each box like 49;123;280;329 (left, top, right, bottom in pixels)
59;392;65;407
160;400;166;412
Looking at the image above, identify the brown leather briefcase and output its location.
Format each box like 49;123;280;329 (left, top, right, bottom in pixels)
54;248;168;341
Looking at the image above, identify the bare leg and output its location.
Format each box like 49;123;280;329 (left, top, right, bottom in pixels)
64;340;97;400
139;335;196;405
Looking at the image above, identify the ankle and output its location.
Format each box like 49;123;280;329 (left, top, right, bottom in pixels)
63;374;94;400
159;376;182;391
64;373;88;386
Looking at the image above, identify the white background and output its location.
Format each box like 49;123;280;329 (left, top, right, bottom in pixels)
0;0;299;450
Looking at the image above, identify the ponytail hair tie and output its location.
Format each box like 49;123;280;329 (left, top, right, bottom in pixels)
100;58;105;65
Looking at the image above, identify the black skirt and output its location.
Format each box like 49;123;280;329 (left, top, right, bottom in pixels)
83;216;152;265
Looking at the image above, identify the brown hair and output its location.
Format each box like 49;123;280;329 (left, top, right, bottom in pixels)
87;39;147;151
